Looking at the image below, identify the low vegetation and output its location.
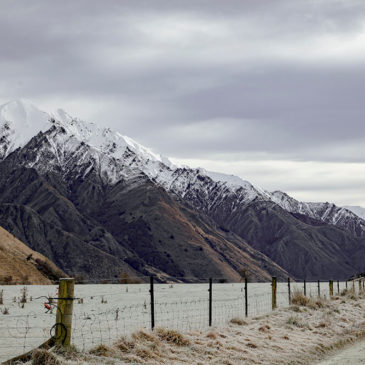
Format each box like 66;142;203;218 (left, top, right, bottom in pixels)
27;289;365;365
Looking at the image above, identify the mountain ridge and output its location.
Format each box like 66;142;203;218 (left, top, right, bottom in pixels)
1;99;365;281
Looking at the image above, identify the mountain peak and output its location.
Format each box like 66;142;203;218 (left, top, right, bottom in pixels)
0;99;51;158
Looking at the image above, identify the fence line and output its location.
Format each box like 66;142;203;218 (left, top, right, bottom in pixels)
0;277;363;363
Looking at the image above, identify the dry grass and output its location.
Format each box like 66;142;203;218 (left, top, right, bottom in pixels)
230;317;247;326
32;349;61;365
89;344;114;357
52;292;365;365
291;289;325;310
155;327;190;346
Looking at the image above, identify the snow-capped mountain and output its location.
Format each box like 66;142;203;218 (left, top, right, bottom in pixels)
1;99;365;238
2;99;365;280
270;191;365;238
344;206;365;221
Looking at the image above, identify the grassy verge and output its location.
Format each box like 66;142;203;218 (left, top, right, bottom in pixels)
30;289;365;365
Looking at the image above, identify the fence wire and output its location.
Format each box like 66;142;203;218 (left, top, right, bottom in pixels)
0;280;358;362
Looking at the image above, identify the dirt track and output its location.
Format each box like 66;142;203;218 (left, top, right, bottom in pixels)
317;340;365;364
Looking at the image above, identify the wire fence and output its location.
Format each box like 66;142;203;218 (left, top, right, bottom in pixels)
0;278;361;362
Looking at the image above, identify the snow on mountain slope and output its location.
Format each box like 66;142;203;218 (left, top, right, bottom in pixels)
0;100;176;183
271;191;365;237
1;99;365;237
344;206;365;220
0;100;50;159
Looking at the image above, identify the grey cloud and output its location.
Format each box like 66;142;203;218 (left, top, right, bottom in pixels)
1;0;365;203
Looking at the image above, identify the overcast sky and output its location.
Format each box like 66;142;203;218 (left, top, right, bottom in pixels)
1;0;365;206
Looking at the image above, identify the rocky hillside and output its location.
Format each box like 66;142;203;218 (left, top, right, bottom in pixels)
1;99;365;281
0;225;66;284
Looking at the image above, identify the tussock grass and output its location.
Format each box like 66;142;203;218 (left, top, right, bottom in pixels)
230;317;247;326
155;327;190;346
291;289;325;310
52;294;365;365
115;337;136;353
32;349;61;365
53;344;80;360
89;344;114;357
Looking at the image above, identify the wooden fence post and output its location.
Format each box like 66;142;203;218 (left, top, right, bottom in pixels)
329;280;333;297
337;280;340;294
272;277;277;310
346;281;348;290
56;278;74;347
209;278;213;326
150;276;155;330
359;279;361;293
244;278;248;317
317;280;320;297
288;277;291;305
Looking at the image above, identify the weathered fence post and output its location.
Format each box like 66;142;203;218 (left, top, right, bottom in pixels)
56;278;74;346
359;279;362;293
272;277;277;310
346;281;348;290
337;280;340;294
150;276;155;330
209;278;213;326
244;277;248;317
303;279;306;297
318;280;320;297
352;280;355;293
288;277;291;305
329;280;333;297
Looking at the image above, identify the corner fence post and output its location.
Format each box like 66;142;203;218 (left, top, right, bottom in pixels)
209;278;213;326
56;278;74;347
244;277;248;317
329;280;333;297
272;277;277;310
303;279;306;297
150;276;155;330
318;280;320;297
288;277;291;305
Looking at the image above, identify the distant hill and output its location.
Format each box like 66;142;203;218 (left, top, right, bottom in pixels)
0;225;66;284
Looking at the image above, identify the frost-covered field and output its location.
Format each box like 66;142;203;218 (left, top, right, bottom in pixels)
0;281;350;362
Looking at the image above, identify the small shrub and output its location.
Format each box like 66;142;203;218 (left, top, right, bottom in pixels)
32;349;60;365
0;275;12;285
286;316;304;328
2;307;9;315
291;290;310;306
155;327;190;346
116;338;135;353
230;317;247;326
89;344;113;357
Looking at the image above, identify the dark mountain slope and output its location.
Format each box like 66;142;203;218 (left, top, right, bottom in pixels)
193;198;365;280
0;151;290;281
